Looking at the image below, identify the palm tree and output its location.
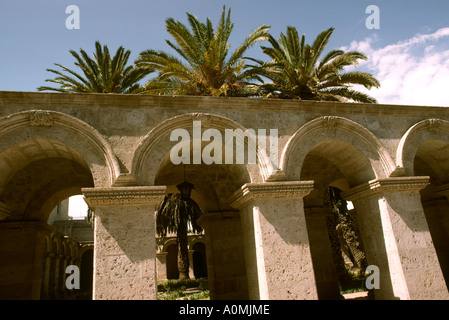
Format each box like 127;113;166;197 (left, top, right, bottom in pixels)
324;186;367;292
37;41;152;93
249;26;380;103
156;193;203;280
135;6;270;97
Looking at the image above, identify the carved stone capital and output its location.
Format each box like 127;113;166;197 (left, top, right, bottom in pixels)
229;181;314;208
342;176;430;201
82;186;166;208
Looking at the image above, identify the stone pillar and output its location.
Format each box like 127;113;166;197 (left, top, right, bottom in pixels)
83;186;166;300
41;252;51;299
426;184;449;288
197;211;249;300
304;207;341;300
229;181;317;300
188;249;195;279
343;177;449;300
156;252;168;281
0;221;49;299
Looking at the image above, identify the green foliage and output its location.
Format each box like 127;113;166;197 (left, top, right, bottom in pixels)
249;26;380;103
340;266;368;294
135;6;270;97
156;193;203;237
39;7;380;104
157;279;209;300
38;41;152;93
156;193;203;280
324;186;368;294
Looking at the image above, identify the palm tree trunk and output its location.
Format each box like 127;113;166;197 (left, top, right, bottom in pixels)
177;221;190;280
326;209;351;289
325;187;352;290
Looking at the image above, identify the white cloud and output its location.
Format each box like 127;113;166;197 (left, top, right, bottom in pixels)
342;27;449;106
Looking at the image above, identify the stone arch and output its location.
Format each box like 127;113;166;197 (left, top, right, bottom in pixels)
192;241;208;279
68;242;76;261
397;118;449;180
162;238;177;253
146;114;252;298
165;243;179;280
0;142;94;221
42;235;51;254
131;112;274;186
189;237;205;251
0;110;121;188
0;110;122;222
51;236;61;255
282;116;396;299
79;245;91;258
397;118;449;289
61;242;68;258
281;116;396;185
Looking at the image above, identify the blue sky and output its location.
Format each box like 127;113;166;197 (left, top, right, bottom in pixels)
1;0;449;106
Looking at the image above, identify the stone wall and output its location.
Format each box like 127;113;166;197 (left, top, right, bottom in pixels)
1;91;449;299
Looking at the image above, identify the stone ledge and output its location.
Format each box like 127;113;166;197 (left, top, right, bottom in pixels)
342;176;430;201
229;181;314;208
3;91;449;116
82;186;166;207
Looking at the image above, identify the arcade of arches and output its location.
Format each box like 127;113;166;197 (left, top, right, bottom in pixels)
0;91;449;300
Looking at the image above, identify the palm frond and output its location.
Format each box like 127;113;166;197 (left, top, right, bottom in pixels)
252;26;379;103
156;193;203;237
38;41;152;93
136;6;269;97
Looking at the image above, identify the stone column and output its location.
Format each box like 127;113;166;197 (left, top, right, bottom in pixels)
156;252;168;281
343;177;449;300
0;221;50;299
41;252;51;299
427;184;449;288
197;211;249;300
188;249;195;279
83;186;166;300
229;181;317;300
304;207;341;300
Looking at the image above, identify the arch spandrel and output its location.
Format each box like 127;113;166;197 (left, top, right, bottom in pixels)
0;110;121;188
280;116;396;186
131;112;275;186
397;118;449;180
